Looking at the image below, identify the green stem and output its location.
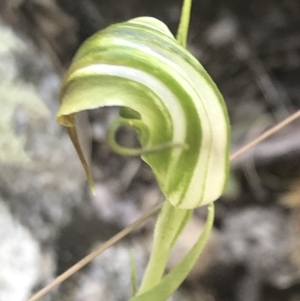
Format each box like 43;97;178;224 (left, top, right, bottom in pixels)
176;0;192;48
137;202;192;294
130;249;138;296
130;204;215;301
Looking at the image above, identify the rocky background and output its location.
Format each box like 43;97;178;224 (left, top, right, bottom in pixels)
0;0;300;301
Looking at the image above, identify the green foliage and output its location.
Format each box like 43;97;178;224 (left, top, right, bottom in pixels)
56;0;230;299
130;204;214;301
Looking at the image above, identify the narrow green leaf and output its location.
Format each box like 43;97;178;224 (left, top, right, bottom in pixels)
138;202;192;294
130;203;215;301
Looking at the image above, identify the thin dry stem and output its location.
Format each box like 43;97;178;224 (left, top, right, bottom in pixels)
28;204;162;301
28;110;300;301
230;110;300;161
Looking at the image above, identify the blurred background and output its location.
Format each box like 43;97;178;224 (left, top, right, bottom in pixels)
0;0;300;300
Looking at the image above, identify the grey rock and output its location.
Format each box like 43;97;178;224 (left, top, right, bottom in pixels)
220;207;299;288
0;17;88;301
0;17;87;242
0;200;40;301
